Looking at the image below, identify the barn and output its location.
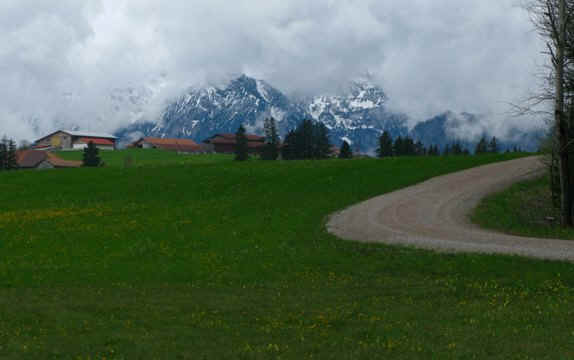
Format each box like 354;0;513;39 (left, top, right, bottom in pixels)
129;137;205;153
33;130;117;151
203;133;265;154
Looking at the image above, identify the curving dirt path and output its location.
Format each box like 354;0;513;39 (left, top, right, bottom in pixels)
327;156;574;262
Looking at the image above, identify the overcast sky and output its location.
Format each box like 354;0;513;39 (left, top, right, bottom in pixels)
1;0;547;141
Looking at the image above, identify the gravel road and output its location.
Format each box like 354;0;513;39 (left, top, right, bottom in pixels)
327;156;574;262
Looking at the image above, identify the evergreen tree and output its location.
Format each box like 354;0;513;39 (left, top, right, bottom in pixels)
313;122;331;158
475;136;488;154
377;131;393;158
415;140;426;156
234;125;249;161
281;130;297;160
283;119;331;160
443;144;451;156
404;136;416;156
339;141;353;159
488;136;499;153
82;141;102;167
451;142;463;155
393;136;404;156
0;137;6;171
262;117;280;160
6;139;17;169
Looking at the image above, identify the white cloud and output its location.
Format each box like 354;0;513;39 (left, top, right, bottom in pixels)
0;0;548;141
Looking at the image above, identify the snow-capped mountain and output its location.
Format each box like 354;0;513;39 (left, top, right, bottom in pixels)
116;75;409;152
116;74;543;153
303;79;408;152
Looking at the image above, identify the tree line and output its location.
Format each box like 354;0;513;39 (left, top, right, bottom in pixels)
376;131;501;157
234;119;518;162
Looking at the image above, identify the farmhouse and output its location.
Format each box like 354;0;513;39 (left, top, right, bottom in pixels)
34;130;117;151
203;133;265;154
16;150;82;169
129;137;204;153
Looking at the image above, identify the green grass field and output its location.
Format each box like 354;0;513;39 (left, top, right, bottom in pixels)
2;153;574;359
472;175;574;240
55;148;233;167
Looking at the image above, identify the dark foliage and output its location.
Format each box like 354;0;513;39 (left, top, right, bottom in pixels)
281;119;331;160
338;141;353;159
488;136;499;153
475;136;488;154
82;141;102;167
377;131;393;158
0;136;18;170
261;117;280;160
234;125;249;161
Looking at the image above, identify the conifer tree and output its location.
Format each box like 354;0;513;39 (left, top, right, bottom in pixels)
262;117;279;160
443;144;451;156
404;136;416;156
488;136;499;153
451;142;463;155
6;139;17;169
475;136;488;154
283;119;331;160
82;141;102;167
281;130;296;160
393;136;404;156
314;122;331;158
377;131;393;158
339;141;353;159
0;146;5;171
415;140;425;156
234;125;249;161
0;137;6;171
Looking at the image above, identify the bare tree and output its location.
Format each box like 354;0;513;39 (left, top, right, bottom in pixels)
529;0;574;226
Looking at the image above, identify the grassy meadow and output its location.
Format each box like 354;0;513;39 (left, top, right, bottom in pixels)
472;175;574;240
55;148;233;167
2;152;574;359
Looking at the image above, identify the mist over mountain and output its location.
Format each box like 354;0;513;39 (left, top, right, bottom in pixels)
116;75;545;153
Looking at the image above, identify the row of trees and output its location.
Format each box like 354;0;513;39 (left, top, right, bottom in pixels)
377;131;473;157
0;137;18;170
236;121;518;162
475;136;499;154
377;131;507;158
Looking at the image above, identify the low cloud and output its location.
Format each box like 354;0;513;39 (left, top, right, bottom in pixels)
0;0;548;141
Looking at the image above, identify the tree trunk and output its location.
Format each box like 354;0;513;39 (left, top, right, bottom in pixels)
556;0;573;226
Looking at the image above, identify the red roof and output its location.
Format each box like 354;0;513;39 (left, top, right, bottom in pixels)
45;153;82;168
204;133;265;146
16;150;47;168
77;137;115;146
16;151;82;168
132;137;201;151
32;144;51;150
214;133;265;141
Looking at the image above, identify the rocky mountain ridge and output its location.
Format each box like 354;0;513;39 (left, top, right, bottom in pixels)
116;75;544;153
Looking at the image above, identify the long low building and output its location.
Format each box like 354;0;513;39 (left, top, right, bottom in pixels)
34;130;117;151
203;133;265;154
130;137;204;153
